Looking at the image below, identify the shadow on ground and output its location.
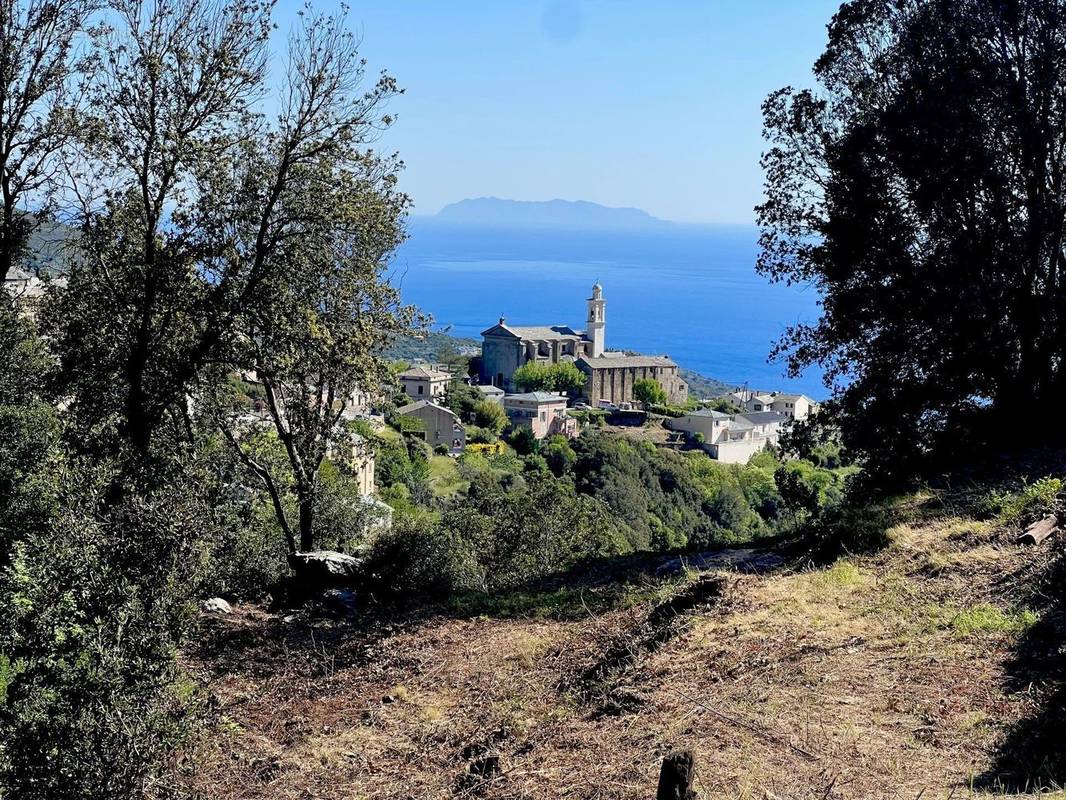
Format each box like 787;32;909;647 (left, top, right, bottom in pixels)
188;539;789;682
975;539;1066;792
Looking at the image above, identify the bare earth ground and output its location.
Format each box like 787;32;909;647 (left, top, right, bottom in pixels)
176;494;1066;800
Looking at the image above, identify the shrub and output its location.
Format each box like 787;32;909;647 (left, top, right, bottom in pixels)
465;425;496;445
473;400;508;435
507;426;539;456
366;474;630;600
993;477;1064;527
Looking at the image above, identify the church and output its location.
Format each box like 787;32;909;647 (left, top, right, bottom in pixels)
479;284;688;406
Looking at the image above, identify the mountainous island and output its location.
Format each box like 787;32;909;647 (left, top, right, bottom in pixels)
432;197;673;229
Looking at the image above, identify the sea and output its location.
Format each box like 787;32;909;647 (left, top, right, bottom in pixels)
390;220;826;399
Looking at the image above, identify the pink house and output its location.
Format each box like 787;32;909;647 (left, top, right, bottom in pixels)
502;392;577;440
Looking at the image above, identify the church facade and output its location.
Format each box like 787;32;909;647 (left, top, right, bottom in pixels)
479;284;688;406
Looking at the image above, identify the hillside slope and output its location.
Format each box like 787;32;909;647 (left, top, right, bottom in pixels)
177;493;1065;799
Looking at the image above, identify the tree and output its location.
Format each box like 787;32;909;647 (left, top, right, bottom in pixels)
759;0;1066;481
512;361;551;392
512;361;587;394
214;144;415;554
633;377;668;409
0;0;95;284
49;1;404;477
473;399;508;436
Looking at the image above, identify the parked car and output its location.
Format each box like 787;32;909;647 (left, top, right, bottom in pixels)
596;399;619;412
572;401;589;410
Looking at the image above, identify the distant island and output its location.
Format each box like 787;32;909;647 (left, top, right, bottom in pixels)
431;197;673;230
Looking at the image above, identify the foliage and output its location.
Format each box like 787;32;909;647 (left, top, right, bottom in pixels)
633;378;668;408
512;361;587;394
391;414;426;435
0;0;95;283
463;425;494;445
0;459;214;800
444;380;484;422
507;426;539;456
759;0;1066;482
991;477;1064;528
366;474;630;599
473;400;508;436
541;435;577;477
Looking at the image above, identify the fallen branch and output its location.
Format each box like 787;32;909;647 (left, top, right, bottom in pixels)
1017;514;1061;546
669;686;821;763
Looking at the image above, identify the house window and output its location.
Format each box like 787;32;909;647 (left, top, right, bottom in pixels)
540;411;546;422
418;385;424;395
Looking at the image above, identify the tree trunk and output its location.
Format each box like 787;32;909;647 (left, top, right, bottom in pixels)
298;491;315;552
656;751;697;800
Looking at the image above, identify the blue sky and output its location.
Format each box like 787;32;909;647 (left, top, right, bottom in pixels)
271;2;842;224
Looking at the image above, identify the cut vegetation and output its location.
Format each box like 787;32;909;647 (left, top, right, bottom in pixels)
177;485;1066;799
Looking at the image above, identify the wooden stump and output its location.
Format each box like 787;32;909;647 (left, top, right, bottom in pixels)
656;751;697;800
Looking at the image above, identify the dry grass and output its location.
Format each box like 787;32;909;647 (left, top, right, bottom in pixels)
175;495;1064;799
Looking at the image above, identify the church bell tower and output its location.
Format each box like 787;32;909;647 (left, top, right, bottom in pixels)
587;282;605;358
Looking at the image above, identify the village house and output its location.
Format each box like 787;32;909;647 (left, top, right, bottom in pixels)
480;283;688;406
325;433;377;496
475;383;505;404
667;408;791;464
502;392;578;440
399;365;451;402
726;388;818;420
396;399;466;454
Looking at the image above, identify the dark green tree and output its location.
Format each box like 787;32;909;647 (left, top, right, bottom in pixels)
759;0;1066;480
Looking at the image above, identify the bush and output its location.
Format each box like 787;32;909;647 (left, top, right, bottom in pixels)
507;426;539;456
366;474;630;600
633;378;668;408
465;424;496;445
993;477;1064;527
473;400;508;435
0;469;208;799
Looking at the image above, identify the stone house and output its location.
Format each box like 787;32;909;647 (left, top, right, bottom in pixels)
399;365;450;402
396;400;466;454
575;353;687;407
502;392;577;440
480;283;687;405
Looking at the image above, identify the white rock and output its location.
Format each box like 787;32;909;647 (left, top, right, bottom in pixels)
202;597;232;614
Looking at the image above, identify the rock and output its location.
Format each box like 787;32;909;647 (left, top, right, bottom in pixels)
322;588;359;617
289;550;363;584
202;597;232;614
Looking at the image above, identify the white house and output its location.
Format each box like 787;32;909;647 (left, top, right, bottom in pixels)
667;409;791;464
399;365;451;402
